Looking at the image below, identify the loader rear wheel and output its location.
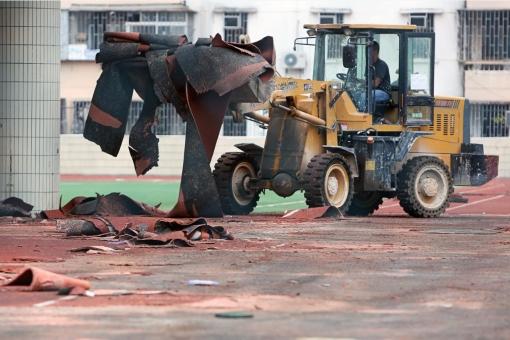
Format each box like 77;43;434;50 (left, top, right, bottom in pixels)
345;191;384;216
397;156;453;218
213;152;260;215
302;153;354;212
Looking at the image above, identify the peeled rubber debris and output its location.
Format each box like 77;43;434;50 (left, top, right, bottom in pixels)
0;197;33;217
41;193;167;219
4;267;91;292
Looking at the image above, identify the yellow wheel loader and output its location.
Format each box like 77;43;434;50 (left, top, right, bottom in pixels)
214;24;499;218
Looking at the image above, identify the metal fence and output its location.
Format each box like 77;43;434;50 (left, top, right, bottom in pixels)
127;102;186;135
63;101;510;138
223;112;247;136
65;100;246;136
71;101;90;134
470;102;510;137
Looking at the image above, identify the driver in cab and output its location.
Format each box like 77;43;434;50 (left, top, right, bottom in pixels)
370;41;391;104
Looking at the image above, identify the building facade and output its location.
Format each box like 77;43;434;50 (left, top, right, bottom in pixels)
459;0;510;137
59;0;510;139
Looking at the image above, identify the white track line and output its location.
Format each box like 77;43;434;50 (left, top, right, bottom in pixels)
258;185;505;210
257;200;306;208
380;189;505;211
456;184;500;195
457;213;510;217
379;202;400;209
447;194;504;211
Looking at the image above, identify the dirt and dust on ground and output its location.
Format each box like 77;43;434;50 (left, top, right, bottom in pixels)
0;178;509;339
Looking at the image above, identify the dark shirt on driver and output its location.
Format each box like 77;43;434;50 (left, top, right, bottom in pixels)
373;59;391;94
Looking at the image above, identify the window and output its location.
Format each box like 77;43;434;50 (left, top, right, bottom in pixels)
375;34;400;89
407;36;433;96
67;11;190;59
408;13;434;59
320;13;344;59
314;34;369;112
319;13;343;25
459;10;510;63
224;12;247;43
126;12;187;36
410;13;434;32
470;102;510;137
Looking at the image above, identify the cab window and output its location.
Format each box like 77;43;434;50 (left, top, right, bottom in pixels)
407;36;433;95
374;33;400;91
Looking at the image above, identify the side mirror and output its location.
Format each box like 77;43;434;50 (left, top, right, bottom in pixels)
342;45;356;69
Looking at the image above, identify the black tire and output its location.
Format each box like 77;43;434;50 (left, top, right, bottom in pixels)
302;153;354;213
213;152;260;215
346;191;384;216
397;156;453;218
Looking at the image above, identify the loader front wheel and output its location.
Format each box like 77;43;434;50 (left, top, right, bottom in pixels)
345;191;384;216
213;152;260;215
302;153;354;212
397;157;453;218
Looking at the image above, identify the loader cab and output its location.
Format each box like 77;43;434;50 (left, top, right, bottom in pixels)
304;24;435;126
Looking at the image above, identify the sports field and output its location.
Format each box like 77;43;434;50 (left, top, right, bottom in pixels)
60;177;307;213
60;176;509;216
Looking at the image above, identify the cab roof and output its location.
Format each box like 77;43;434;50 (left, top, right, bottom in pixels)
304;23;417;32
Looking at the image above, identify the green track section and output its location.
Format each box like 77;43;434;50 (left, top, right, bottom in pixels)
61;181;307;213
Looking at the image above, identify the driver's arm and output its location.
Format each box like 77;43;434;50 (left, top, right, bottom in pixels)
373;77;382;88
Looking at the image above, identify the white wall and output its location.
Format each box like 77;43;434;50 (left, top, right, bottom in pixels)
61;135;510;178
60;135;266;176
465;71;510;102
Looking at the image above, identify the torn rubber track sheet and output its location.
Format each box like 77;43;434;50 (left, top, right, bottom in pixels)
83;32;275;218
42;194;233;245
56;216;232;246
41;193;167;219
0;197;33;217
4;267;90;292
